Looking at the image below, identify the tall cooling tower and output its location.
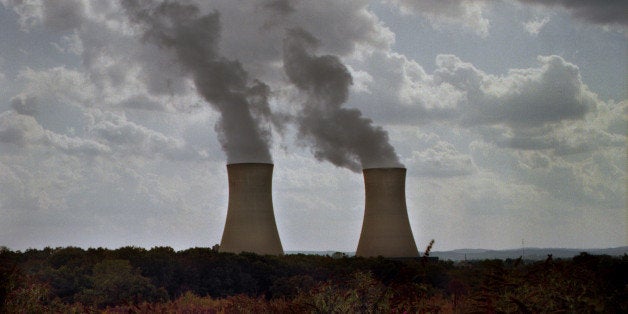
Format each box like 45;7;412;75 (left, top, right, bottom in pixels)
356;168;419;258
219;163;283;255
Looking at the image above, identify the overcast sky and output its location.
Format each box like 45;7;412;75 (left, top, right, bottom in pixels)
0;0;626;252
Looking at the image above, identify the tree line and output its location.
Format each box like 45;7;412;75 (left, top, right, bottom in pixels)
1;246;627;312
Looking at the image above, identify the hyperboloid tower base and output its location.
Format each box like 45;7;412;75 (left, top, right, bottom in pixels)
356;168;419;258
219;163;283;255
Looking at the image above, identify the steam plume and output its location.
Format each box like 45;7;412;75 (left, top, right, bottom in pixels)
122;0;274;163
283;29;402;172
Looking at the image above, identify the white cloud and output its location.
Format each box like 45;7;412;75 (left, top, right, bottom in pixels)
408;140;476;177
0;147;226;249
117;94;168;112
0;111;43;145
17;66;95;107
435;54;599;127
410;139;626;249
52;31;84;55
469;137;625;209
45;131;110;156
352;52;601;130
0;158;67;213
0;110;110;155
347;51;460;124
596;100;627;136
384;0;490;37
477;98;626;155
5;73;209;163
1;0;44;31
87;109;201;160
2;0;92;31
523;16;550;35
4;0;194;109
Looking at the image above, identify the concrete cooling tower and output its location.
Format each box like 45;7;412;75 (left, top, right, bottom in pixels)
356;168;419;258
219;163;283;255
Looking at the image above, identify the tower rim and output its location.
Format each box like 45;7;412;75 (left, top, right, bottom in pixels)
227;162;274;166
362;167;406;171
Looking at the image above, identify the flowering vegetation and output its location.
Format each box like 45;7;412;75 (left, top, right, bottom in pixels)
1;246;626;312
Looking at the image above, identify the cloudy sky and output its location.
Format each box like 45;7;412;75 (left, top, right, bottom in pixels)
0;0;625;252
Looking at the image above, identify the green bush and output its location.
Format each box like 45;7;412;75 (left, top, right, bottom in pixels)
75;259;163;308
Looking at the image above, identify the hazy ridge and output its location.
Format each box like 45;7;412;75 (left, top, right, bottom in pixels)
286;246;628;261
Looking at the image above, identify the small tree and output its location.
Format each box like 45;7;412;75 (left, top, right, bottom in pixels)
77;259;159;308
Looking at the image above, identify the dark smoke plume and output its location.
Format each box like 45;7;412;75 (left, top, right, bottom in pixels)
122;0;275;163
283;28;402;172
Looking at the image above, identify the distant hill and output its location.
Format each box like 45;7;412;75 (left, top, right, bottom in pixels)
432;246;628;261
287;246;628;261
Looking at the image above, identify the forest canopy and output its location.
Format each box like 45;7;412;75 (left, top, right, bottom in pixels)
1;246;627;312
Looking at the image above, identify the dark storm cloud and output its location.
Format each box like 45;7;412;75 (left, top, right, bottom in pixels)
122;0;276;163
517;0;628;26
283;28;402;172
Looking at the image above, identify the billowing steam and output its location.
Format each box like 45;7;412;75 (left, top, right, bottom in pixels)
122;0;274;164
283;29;402;172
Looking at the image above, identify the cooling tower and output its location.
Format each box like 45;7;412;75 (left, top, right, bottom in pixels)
356;168;419;258
219;163;283;255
